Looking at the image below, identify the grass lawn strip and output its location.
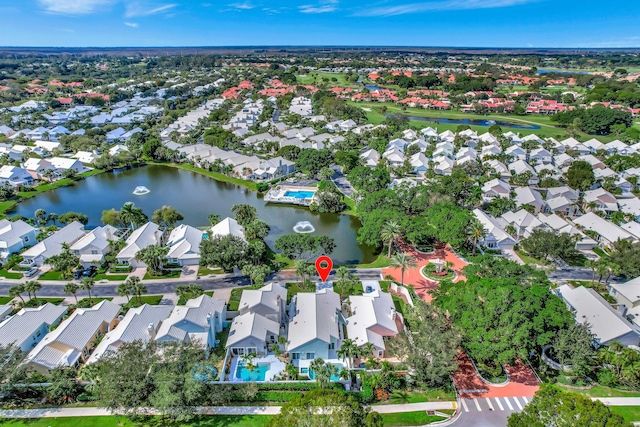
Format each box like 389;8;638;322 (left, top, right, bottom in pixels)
379;411;447;426
609;406;640;422
0;415;272;427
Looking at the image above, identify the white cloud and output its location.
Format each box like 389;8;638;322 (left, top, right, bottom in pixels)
124;21;139;27
125;2;177;17
299;0;338;14
357;0;536;16
38;0;113;15
230;2;255;10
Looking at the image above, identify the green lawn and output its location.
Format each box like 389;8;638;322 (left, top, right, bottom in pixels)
198;267;224;276
0;296;14;304
0;415;272;427
593;247;609;258
515;250;550;266
162;163;258;192
379;411;447;426
124;295;164;308
296;72;354;86
610;406;640;422
383;390;457;404
94;273;130;281
285;281;316;303
357;254;392;268
0;269;22;279
143;270;181;280
228;285;262;310
38;270;64;280
567;385;640;398
74;297;113;308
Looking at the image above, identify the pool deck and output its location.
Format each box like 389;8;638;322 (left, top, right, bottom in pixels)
264;185;318;206
229;354;286;382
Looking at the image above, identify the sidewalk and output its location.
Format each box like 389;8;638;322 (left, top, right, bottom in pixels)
0;401;458;418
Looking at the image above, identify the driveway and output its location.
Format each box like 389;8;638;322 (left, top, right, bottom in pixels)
330;165;356;198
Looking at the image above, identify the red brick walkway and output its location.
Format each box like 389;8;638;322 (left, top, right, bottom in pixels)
382;242;468;302
452;353;540;398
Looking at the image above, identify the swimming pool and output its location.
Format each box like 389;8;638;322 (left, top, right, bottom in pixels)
284;190;316;199
235;362;270;381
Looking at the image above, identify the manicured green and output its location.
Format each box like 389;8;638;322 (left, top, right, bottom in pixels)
0;415;272;427
94;273;130;281
285;281;316;303
609;406;640;422
198;267;224;276
422;265;455;281
378;411;446;426
74;297;113;308
0;296;13;304
0;269;22;279
514;250;550;266
38;270;64;280
384;390;457;404
296;72;353;86
161;162;258;191
593;246;609;258
143;270;181;280
357;254;392;268
560;384;640;398
124;295;163;308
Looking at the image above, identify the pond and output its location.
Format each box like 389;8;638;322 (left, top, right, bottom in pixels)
537;69;590;75
385;114;540;130
10;165;376;265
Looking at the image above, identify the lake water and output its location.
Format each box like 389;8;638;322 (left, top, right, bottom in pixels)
386;114;541;130
10;165;375;264
537;69;590;75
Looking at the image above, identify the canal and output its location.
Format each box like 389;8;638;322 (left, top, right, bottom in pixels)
10;165;376;265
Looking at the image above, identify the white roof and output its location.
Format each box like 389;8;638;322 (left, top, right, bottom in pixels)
86;304;173;364
25;300;120;370
117;222;162;260
238;283;287;316
287;289;340;351
473;209;516;246
22;222;86;260
155;295;226;343
557;284;639;345
210;217;245;242
0;303;67;348
70;225;118;253
0;219;36;249
621;222;640;239
226;312;280;348
166;224;203;261
346;288;398;350
610;277;640;305
573;213;633;242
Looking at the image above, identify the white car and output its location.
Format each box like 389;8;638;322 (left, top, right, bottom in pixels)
24;267;39;278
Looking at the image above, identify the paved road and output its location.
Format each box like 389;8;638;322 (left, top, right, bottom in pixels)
0;269;382;298
548;268;622;283
450;396;529;427
331;165;356;198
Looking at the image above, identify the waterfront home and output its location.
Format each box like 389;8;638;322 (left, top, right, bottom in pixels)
73;151;99;164
472;209;517;251
0;219;38;263
116;222;163;267
21;222;86;267
48;157;87;175
346;283;399;358
556;284;640;347
0;303;67;353
0;165;34;187
165;224;203;266
86;304;174;364
287;289;343;364
23;158;56;180
70;225;120;267
251;157;295;181
155;295;227;350
24;300;121;375
210;217;246;242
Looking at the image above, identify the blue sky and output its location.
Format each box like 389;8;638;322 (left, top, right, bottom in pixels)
0;0;638;48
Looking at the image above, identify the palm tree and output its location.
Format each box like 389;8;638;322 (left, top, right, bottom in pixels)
64;282;80;304
8;285;25;304
380;220;402;258
117;281;132;303
390;252;418;287
467;219;486;255
120;202;147;230
125;276;146;305
363;342;376;359
207;214;220;226
585;259;596;283
24;281;42;301
337;339;359;370
80;277;95;305
47;213;58;226
34;209;47;227
595;260;609;284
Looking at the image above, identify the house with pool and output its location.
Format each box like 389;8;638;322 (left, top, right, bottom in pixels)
264;185;318;206
287;289;345;374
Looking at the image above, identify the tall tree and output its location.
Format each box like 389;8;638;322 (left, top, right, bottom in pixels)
120;202;148;230
390;252;418;287
63;282;79;304
23;280;42;301
151;205;184;229
8;284;25;304
380;220;402;258
200;234;248;272
231;204;258;227
135;245;169;275
80;277;95;304
47;243;80;280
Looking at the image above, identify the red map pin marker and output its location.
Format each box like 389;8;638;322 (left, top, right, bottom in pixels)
315;255;333;282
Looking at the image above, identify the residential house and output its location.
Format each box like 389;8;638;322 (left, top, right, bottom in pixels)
346;283;399;358
556;284;640;347
609;277;640;328
501;209;545;239
0;303;67;353
24;300;121;375
165;224;203;266
529;147;553;164
70;225;119;267
73;151;99;164
86;304;174;364
21;222;86;267
210;217;246;242
536;213;597;250
485;159;512;180
583;188;619;216
116;222;164;267
573;212;634;247
251;157;295;181
0;219;38;263
287;289;343;365
360;149;380;168
513;186;545;213
154;295;227;350
508;160;539;185
472;209;517;251
481;178;511;202
0;165;34;187
618;197;640;221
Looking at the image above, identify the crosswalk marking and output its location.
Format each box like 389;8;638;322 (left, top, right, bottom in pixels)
473;398;482;411
504;397;514;410
485;398;494;411
494;397;504;411
513;397;524;410
461;399;469;412
522;396;529;404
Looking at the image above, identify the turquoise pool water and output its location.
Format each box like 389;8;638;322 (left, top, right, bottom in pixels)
236;362;270;381
309;365;342;381
284;190;315;199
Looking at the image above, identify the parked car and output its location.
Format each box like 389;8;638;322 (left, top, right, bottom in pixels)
74;266;97;280
24;267;39;278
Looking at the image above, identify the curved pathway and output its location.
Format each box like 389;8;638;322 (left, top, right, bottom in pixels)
382;242;467;302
